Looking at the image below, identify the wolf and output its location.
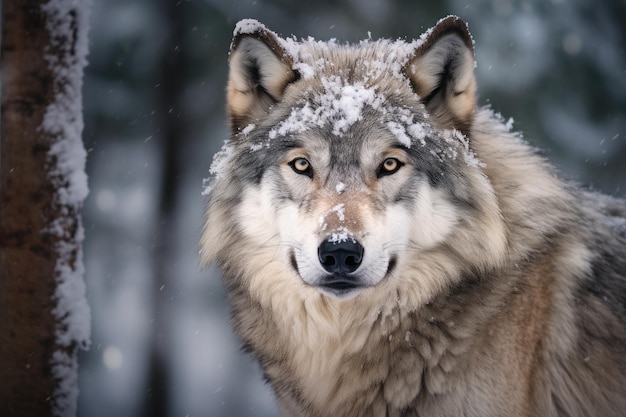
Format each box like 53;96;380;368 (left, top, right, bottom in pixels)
201;16;626;417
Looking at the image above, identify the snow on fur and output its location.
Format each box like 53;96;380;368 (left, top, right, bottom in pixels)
264;74;472;161
328;227;357;244
318;203;346;229
269;77;386;139
203;140;234;195
206;19;482;194
41;0;92;415
233;18;265;37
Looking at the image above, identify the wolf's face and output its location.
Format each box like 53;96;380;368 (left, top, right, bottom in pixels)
203;17;507;305
237;105;472;300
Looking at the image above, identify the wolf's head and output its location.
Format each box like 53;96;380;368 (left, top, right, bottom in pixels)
202;17;507;308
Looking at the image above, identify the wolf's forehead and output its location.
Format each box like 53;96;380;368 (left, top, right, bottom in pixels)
262;39;428;147
268;76;426;149
288;39;418;82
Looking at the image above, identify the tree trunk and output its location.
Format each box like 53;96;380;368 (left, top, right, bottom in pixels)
0;1;90;416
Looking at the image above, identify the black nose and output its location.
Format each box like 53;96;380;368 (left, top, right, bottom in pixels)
318;239;364;274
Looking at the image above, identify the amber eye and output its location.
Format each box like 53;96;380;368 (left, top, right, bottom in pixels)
378;157;403;177
289;157;313;178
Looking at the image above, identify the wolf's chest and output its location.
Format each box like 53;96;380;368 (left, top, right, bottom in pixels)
281;307;471;415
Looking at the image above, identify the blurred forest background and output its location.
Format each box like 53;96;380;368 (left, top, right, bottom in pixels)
78;0;625;416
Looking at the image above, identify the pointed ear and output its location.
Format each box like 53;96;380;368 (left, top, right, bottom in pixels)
404;16;476;132
227;20;299;135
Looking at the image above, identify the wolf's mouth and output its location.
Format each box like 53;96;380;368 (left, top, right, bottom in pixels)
290;252;398;298
319;276;361;292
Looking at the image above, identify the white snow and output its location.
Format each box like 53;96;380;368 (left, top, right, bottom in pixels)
40;0;92;415
268;77;386;139
386;121;412;148
233;19;328;81
233;18;266;37
51;350;81;417
203;140;234;195
359;40;420;81
318;204;346;232
292;62;316;80
330;203;345;221
241;123;256;135
328;227;356;244
318;215;327;231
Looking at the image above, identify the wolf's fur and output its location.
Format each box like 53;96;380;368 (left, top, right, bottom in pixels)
202;16;626;417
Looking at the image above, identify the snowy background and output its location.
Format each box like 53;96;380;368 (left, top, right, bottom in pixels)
78;1;625;416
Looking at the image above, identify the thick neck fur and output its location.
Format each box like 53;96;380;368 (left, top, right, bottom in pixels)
228;246;579;417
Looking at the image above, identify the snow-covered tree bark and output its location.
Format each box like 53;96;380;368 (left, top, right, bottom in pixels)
0;1;91;416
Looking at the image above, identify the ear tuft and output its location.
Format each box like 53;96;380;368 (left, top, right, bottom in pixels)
227;20;298;134
405;16;476;132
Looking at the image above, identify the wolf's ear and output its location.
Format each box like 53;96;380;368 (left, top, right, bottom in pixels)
404;16;476;132
227;20;299;134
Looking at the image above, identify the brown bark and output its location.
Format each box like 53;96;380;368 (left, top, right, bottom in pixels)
0;1;85;416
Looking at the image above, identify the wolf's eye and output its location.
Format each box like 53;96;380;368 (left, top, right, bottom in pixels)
289;157;313;178
378;158;403;177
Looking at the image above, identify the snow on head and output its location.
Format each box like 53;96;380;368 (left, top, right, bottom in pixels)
232;18;423;83
434;128;484;168
269;76;386;139
263;76;478;165
233;19;325;81
266;76;434;150
206;20;483;197
327;81;381;135
359;38;421;80
202;140;234;196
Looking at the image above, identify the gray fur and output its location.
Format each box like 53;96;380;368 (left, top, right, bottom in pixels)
202;16;626;417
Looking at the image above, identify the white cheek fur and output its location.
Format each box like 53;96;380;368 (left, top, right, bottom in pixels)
237;183;281;245
408;182;458;249
237;174;458;292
